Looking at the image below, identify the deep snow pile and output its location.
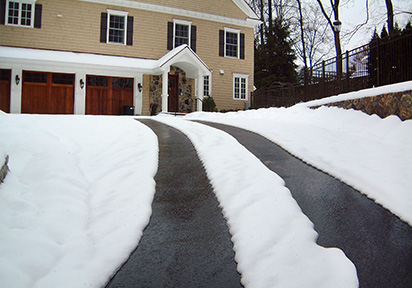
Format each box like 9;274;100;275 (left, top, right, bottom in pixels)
0;113;158;288
154;116;358;288
185;84;412;226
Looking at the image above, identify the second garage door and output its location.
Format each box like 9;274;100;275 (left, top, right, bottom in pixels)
86;76;134;115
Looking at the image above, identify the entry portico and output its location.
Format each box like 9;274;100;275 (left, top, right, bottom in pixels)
157;44;211;113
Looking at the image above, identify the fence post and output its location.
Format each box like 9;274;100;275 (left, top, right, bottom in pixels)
322;61;325;98
345;50;350;93
376;38;380;87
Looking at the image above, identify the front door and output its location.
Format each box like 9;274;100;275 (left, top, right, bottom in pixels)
168;75;179;112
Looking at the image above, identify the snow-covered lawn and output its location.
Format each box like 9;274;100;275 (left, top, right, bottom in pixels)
1;82;411;287
0;114;158;288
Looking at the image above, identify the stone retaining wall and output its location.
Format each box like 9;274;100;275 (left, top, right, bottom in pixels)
319;90;412;120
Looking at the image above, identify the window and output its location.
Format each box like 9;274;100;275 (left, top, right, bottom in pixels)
6;0;35;27
203;75;210;97
174;20;191;48
219;29;245;59
167;20;197;51
225;29;239;58
175;23;189;47
233;74;248;100
106;10;128;45
100;11;133;45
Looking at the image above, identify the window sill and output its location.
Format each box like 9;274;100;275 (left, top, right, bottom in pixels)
5;24;34;28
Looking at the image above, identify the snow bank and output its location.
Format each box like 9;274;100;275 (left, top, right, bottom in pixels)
185;103;412;225
0;114;158;288
154;116;358;288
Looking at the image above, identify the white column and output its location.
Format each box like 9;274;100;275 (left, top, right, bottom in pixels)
161;70;169;112
196;75;204;112
10;69;22;114
74;73;86;115
134;74;143;116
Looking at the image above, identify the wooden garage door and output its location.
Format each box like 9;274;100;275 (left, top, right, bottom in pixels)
22;71;74;114
86;76;133;115
0;69;11;113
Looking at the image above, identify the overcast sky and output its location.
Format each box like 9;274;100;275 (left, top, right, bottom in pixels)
339;0;411;50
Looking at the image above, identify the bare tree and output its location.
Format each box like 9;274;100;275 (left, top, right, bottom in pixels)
296;0;307;70
291;1;332;68
385;0;394;35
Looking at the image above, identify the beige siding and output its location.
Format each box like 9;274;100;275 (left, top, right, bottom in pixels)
133;0;248;20
0;0;255;113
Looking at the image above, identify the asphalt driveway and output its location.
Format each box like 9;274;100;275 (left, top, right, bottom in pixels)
105;119;242;288
199;121;412;288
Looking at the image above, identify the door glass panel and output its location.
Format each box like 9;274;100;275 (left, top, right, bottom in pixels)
24;72;47;83
87;76;108;87
0;70;11;81
112;78;133;88
52;74;74;85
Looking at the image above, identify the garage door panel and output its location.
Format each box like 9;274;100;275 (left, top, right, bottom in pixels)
86;87;110;115
51;86;74;114
112;88;133;115
22;83;48;114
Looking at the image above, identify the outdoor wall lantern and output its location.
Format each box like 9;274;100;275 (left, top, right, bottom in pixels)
80;79;85;89
15;75;20;85
138;83;143;92
333;20;342;32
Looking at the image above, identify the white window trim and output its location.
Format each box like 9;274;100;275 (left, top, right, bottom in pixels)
173;19;192;49
106;9;129;45
224;27;240;59
233;73;249;100
5;0;36;28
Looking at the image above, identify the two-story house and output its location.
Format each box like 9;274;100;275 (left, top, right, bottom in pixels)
0;0;259;115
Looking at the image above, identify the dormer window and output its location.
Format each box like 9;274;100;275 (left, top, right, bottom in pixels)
6;0;35;27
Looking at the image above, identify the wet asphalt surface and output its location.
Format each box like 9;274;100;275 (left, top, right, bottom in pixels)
105;119;242;288
198;121;412;288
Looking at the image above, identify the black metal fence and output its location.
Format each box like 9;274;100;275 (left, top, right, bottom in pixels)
251;31;412;108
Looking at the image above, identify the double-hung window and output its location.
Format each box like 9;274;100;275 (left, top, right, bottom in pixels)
6;0;35;27
225;28;240;58
219;28;245;59
107;10;128;45
167;20;197;51
173;19;191;48
174;21;190;47
233;74;248;100
100;10;133;46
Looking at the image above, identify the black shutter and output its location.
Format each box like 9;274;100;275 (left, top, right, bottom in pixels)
219;30;224;57
240;33;245;59
100;13;107;43
34;4;42;28
0;0;5;25
190;25;197;52
167;22;174;50
126;16;133;46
